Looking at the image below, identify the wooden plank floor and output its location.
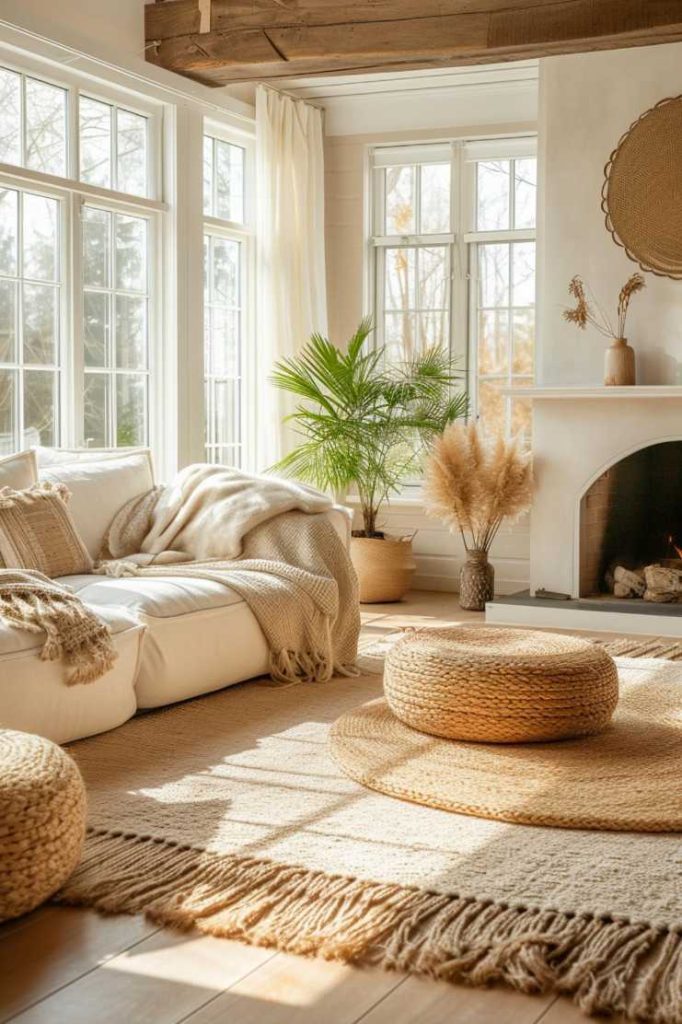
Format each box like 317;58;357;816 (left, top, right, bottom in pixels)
0;591;647;1024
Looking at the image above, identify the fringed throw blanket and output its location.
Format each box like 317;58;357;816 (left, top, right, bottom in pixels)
100;465;360;684
0;570;116;683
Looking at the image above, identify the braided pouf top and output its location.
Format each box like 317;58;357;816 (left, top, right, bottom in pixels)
0;729;86;922
384;626;619;743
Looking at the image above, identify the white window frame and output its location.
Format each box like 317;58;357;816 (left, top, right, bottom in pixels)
367;135;536;435
0;46;166;453
202;119;256;470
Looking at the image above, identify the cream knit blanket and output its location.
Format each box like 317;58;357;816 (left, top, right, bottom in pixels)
0;569;116;684
100;466;360;684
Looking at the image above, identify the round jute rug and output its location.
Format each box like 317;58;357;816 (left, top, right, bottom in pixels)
330;677;682;832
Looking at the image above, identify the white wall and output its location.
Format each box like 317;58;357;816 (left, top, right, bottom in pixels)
538;43;682;387
323;69;537;594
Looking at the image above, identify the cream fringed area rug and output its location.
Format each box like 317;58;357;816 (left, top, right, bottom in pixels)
61;648;682;1023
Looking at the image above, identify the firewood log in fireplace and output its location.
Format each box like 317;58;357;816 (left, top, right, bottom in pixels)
642;564;682;603
613;566;646;598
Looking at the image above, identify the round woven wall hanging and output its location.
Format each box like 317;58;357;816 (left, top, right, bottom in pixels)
602;95;682;279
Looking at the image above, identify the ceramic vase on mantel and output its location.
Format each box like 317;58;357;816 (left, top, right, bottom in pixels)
604;337;636;386
459;549;494;611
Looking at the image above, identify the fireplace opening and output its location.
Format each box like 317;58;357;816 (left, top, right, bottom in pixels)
579;441;682;601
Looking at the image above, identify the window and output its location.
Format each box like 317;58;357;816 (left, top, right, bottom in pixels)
82;208;150;447
79;96;148;198
0;66;67;176
203;129;252;467
372;147;452;364
0;185;62;451
0;58;161;451
369;140;536;439
471;152;536;437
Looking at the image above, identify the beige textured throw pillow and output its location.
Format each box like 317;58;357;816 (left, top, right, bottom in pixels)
0;483;93;577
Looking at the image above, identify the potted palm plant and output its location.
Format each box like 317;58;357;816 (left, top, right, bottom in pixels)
271;318;467;602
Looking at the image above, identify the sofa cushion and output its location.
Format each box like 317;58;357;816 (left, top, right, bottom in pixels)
0;605;144;744
0;450;38;490
59;574;269;708
39;451;155;561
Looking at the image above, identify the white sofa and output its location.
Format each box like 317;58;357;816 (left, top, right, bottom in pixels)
0;449;351;745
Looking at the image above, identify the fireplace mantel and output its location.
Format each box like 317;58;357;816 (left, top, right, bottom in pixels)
502;385;682;399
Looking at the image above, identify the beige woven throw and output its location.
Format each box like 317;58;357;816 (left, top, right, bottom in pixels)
101;511;360;684
0;569;116;684
62;648;682;1023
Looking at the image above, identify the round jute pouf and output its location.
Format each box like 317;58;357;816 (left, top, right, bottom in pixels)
0;729;87;922
384;626;619;743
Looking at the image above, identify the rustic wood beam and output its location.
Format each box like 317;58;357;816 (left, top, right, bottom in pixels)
145;0;682;86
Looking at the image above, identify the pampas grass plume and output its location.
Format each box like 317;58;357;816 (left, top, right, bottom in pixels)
424;422;533;552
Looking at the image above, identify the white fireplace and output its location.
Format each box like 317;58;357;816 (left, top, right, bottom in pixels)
486;386;682;635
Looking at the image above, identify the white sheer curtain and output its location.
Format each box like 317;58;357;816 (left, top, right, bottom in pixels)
255;85;327;470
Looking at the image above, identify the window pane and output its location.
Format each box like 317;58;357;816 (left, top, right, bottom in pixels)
84;373;108;446
79;96;112;188
420;164;450;233
213;445;240;468
23;193;59;282
478;379;505;436
385;248;415;310
512;241;535;306
23;283;57;364
478;309;509;375
215;140;244;222
510;382;533;437
477;160;510;231
117;109;147;197
203;136;213;216
115;214;147;292
24;369;57;446
207;308;239;377
479;243;510;307
0;280;16;363
0;370;16;452
116;374;146;445
212;238;240;306
115;295;146;369
0;68;21;166
385;165;415;235
418;247;448;310
213;378;239;447
84;291;108;367
82;207;111;288
25;78;67;176
512;308;534;375
384;310;416;362
0;187;18;277
514;158;537;230
419;309;449;351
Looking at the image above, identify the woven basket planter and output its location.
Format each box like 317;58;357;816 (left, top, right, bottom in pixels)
0;729;86;921
384;626;619;743
350;536;416;603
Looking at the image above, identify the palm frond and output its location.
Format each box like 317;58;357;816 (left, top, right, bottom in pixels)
271;320;468;532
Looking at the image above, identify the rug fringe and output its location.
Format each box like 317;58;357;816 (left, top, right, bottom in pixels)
57;830;682;1023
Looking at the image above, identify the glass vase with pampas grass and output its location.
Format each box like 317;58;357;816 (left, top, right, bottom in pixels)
563;273;645;386
424;422;533;610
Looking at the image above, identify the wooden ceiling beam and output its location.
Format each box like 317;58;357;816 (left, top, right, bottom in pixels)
145;0;682;86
